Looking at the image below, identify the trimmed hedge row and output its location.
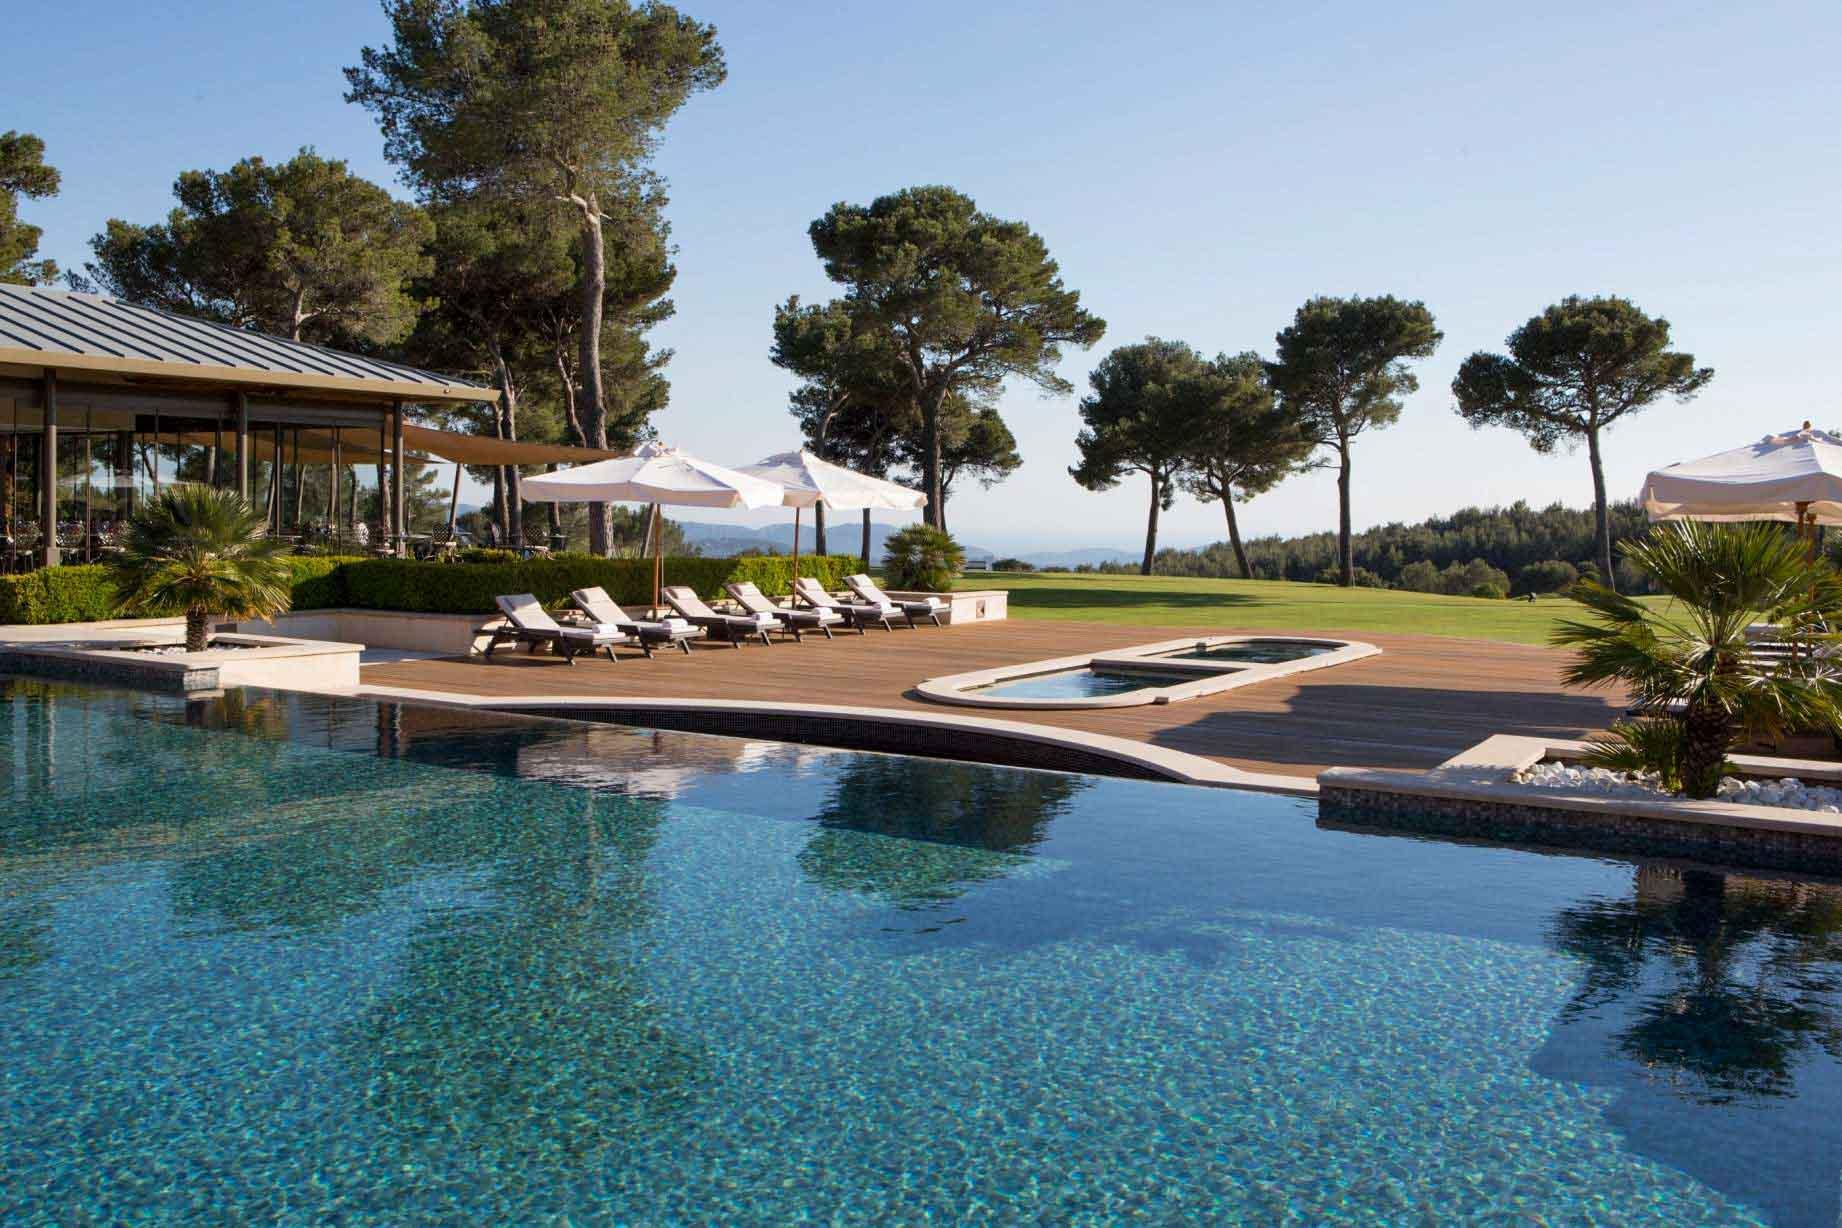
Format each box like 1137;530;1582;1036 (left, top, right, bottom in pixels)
0;553;862;624
327;553;862;615
0;556;366;625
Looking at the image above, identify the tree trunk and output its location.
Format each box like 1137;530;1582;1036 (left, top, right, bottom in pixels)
1224;494;1250;579
576;203;611;556
490;468;506;543
1336;436;1354;586
1587;424;1614;592
185;608;209;653
920;388;945;530
1681;699;1731;799
1141;470;1161;576
491;348;522;547
814;502;827;556
861;508;872;570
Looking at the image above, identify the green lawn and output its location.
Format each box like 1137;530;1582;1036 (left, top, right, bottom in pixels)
956;570;1604;646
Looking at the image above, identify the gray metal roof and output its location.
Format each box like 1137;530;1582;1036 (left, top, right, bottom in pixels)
0;284;492;403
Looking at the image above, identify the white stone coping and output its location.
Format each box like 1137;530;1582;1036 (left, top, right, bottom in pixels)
352;684;1319;797
914;635;1379;711
6;631;362;667
1320;734;1842;839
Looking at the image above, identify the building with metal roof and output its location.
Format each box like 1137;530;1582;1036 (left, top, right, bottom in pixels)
0;284;619;566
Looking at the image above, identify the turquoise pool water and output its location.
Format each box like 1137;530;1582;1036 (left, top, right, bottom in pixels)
971;666;1185;700
3;679;1842;1224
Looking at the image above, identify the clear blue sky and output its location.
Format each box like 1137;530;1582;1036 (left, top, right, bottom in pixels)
14;0;1842;551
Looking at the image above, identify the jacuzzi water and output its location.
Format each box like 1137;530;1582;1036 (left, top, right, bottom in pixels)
1159;638;1338;664
3;676;1841;1224
967;665;1189;701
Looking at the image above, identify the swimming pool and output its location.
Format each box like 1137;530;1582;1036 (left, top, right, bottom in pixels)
3;677;1840;1224
967;665;1191;701
1156;638;1339;664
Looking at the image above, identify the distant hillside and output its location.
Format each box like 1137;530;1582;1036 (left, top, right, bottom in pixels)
1014;547;1140;570
675;519;994;560
1094;499;1655;594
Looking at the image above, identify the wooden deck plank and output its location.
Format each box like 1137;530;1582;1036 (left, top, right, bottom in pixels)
358;619;1627;781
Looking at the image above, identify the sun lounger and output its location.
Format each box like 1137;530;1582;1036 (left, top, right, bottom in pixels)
724;580;842;641
844;573;948;628
661;585;783;647
486;593;630;664
792;576;894;632
569;586;703;656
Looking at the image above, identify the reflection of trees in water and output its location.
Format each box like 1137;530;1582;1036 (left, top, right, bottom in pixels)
798;758;1087;907
335;787;703;1169
0;901;50;979
1550;866;1842;1103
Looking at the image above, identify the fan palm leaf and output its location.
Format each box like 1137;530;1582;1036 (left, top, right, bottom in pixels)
110;485;293;651
1552;520;1842;797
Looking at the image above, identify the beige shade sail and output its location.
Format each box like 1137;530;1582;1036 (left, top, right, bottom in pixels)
136;424;626;468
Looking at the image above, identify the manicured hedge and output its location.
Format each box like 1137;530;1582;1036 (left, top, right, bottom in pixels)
0;553;859;624
331;553;862;615
0;556;367;625
0;565;120;624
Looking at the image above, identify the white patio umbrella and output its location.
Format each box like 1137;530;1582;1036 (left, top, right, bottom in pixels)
735;449;925;589
523;441;785;609
1641;423;1842;535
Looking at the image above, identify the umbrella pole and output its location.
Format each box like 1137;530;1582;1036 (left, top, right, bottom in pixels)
791;506;801;601
650;502;663;614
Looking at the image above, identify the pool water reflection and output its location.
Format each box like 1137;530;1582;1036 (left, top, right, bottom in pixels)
2;679;1841;1223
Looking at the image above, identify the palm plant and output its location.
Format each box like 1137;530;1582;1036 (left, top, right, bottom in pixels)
1554;520;1842;798
110;485;293;652
881;524;965;592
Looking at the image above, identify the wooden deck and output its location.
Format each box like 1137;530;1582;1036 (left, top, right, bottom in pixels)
358;619;1628;782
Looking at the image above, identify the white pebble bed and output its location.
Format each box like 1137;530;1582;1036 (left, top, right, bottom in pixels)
1512;760;1842;813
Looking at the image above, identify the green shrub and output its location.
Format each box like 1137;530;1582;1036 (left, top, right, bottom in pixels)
1468;581;1508;599
0;553;857;623
283;555;365;610
456;547;521;564
0;565;119;624
1515;559;1579;595
882;525;964;592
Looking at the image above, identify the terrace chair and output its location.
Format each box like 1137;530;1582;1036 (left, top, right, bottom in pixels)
725;579;843;641
569;586;704;656
791;575;894;633
660;584;783;647
485;593;631;664
845;573;948;628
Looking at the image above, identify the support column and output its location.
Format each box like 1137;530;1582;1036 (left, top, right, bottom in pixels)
234;391;250;500
40;371;59;568
269;425;283;534
391;401;406;555
114;430;133;522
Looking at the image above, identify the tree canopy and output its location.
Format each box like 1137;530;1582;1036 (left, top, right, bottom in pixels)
806;185;1105;527
1267;294;1442;586
0;131;61;286
77;148;430;346
1071;339;1213;575
1179;351;1314;579
347;0;724;555
1452;294;1713;588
